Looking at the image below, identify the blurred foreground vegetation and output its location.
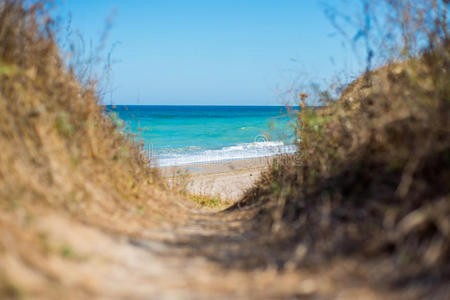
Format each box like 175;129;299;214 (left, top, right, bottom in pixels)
235;0;449;294
0;0;448;299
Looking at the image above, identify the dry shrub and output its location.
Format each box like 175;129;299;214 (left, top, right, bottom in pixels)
236;0;450;292
1;0;158;218
0;0;186;287
0;1;191;296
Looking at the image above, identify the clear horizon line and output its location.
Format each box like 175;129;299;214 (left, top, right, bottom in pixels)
103;104;311;107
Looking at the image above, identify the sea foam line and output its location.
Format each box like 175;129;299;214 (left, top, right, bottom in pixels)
153;141;296;167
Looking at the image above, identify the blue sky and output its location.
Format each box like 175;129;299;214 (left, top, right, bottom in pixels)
56;0;362;105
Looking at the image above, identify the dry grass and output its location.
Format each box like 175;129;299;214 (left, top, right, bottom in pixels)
234;0;450;295
0;1;190;297
0;0;186;225
188;193;231;209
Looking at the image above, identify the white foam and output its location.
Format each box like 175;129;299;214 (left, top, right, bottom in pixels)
152;141;296;167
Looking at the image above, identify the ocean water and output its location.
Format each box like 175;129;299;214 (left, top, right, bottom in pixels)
106;105;298;167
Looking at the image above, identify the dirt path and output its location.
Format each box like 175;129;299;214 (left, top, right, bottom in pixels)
1;196;392;300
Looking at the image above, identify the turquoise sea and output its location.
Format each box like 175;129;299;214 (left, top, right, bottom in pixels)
106;105;298;166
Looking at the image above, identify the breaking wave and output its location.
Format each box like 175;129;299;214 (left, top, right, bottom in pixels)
153;141;296;167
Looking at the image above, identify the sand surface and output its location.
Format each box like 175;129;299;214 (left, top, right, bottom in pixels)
160;157;273;201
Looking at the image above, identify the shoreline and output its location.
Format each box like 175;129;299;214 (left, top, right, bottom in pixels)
160;157;274;202
152;143;296;168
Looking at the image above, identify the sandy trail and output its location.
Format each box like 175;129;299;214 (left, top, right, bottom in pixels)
18;202;398;299
1;159;394;299
160;157;273;202
2;206;327;299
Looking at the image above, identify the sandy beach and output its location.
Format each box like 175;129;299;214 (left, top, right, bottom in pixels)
160;157;273;202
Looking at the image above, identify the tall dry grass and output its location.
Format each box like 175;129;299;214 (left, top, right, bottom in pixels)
0;0;180;221
0;1;187;296
236;0;450;293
